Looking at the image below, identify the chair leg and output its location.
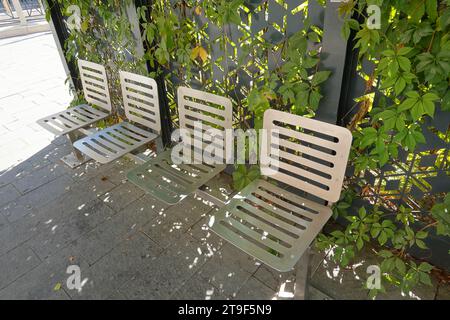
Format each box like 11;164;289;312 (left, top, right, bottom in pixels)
60;131;90;168
155;136;164;153
293;248;311;300
122;136;165;164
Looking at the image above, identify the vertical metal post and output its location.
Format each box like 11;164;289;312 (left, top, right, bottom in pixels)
134;0;173;147
336;4;368;127
125;2;145;58
315;1;349;124
44;0;82;91
42;0;90;168
41;0;75;92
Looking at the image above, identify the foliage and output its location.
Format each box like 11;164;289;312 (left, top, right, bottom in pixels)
431;193;450;237
136;2;196;77
135;0;330;186
317;0;450;298
317;201;438;298
232;164;260;190
343;0;449;169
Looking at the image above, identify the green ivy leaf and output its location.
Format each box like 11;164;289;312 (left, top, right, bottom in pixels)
419;272;433;286
232;165;260;190
412;130;426;144
309;89;322;110
418;262;433;273
397;47;413;56
397;56;411;72
410;101;424;120
378;250;393;258
381;257;396;272
416;239;428;249
356;236;364;250
303;57;319;69
422;99;435;117
431;193;450;237
396;114;406;131
341;20;351;40
398;96;418;112
425;0;438;22
395;258;406;275
311;71;332;86
409;0;425;23
395;77;406;95
288;31;308;57
247;88;271;116
441;91;450;111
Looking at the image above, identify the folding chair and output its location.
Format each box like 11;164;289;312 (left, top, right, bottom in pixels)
127;87;233;205
210;109;352;273
37;60;111;136
37;60;112;167
72;71;161;164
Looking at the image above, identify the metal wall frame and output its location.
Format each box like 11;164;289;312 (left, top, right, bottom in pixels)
45;0;81;91
134;0;172;146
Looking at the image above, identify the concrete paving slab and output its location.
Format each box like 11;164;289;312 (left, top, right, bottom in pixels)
0;245;41;290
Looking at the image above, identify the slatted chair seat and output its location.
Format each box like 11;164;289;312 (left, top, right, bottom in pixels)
210;109;352;272
127;148;226;204
73;71;161;164
37;60;112;136
37;104;108;136
73;122;158;164
127;87;233;205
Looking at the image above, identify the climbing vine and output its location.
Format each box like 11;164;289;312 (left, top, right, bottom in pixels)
316;0;450;298
135;0;330;189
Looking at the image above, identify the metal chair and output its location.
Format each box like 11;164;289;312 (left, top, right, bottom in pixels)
37;59;111;136
210;109;352;272
127;87;233;205
72;71;161;164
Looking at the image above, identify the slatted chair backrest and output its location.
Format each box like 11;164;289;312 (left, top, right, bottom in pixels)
119;71;161;134
260;109;352;204
78;60;112;112
178;87;232;131
177;87;233;157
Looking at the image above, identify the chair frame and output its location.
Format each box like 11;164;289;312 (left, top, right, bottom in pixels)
210;109;352;273
127;86;233;205
72;71;161;164
36;59;112;168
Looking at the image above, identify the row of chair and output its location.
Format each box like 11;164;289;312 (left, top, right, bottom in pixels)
37;59;352;273
38;60;161;164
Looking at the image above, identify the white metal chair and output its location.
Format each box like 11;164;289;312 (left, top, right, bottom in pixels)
127;87;233;205
37;59;111;136
72;71;161;164
210;109;352;272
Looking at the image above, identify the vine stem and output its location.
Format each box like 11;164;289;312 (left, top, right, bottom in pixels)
427;31;436;52
418;221;438;232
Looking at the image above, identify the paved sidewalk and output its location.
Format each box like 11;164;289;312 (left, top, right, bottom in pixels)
0;31;71;171
0;32;448;300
